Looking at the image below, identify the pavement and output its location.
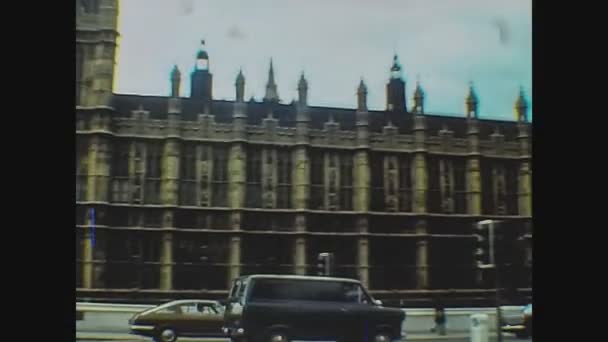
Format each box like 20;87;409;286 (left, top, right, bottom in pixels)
76;332;532;342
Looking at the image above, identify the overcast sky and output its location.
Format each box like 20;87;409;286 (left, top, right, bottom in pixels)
115;0;532;120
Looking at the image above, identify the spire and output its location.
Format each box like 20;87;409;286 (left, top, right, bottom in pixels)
268;59;275;85
357;78;368;111
386;54;406;111
195;39;209;71
190;39;213;101
413;79;425;114
235;68;245;103
466;82;479;119
264;58;279;102
298;72;308;106
515;87;528;122
390;54;402;79
170;65;181;97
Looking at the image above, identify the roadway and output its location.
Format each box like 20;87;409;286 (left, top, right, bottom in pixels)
76;332;532;342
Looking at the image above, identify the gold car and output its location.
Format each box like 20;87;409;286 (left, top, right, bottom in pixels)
129;299;225;342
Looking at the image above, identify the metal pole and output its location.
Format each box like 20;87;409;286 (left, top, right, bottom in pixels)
490;221;503;342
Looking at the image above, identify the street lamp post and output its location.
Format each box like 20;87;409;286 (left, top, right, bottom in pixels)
477;220;503;342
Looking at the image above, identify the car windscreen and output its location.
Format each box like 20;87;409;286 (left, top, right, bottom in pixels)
229;279;247;301
249;279;370;303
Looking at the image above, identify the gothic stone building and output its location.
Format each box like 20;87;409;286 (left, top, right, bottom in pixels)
76;1;532;305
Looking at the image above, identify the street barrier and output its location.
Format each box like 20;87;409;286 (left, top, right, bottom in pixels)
470;313;490;342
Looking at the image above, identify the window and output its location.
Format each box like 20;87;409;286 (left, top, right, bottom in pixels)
180;143;197;206
429;238;476;289
76;228;84;288
111;140;131;203
144;143;162;204
309;150;324;210
480;158;495;215
505;161;520;215
103;231;139;289
339;153;353;211
211;145;228;207
76;45;84;105
199;145;212;206
370;153;384;211
398;155;412;212
249;279;370;303
245;147;262;208
453;158;467;213
439;159;455;213
369;236;416;289
276;149;292;209
385;157;399;211
172;232;228;290
144;210;163;228
427;155;441;213
76;138;88;201
327;154;339;210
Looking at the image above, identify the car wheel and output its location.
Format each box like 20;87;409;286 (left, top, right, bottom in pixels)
267;331;290;342
157;327;177;342
373;332;391;342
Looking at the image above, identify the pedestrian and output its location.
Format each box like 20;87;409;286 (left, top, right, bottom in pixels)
432;301;447;336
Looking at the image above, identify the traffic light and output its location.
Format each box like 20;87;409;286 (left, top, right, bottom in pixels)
474;221;491;268
317;253;333;276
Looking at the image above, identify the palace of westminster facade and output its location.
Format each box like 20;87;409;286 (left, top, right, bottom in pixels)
76;1;532;303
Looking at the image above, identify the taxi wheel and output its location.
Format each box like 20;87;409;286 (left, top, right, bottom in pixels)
373;332;391;342
268;331;290;342
156;327;177;342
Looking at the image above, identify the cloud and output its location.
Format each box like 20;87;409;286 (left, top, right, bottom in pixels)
178;0;194;16
227;26;247;41
493;17;511;45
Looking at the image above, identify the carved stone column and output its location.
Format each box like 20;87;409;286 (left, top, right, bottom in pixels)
294;215;307;275
466;118;482;215
161;139;180;205
415;220;429;289
518;122;532;216
160;211;174;291
227;142;246;285
82;228;93;289
413;113;429;289
356;217;370;288
86;135;110;202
